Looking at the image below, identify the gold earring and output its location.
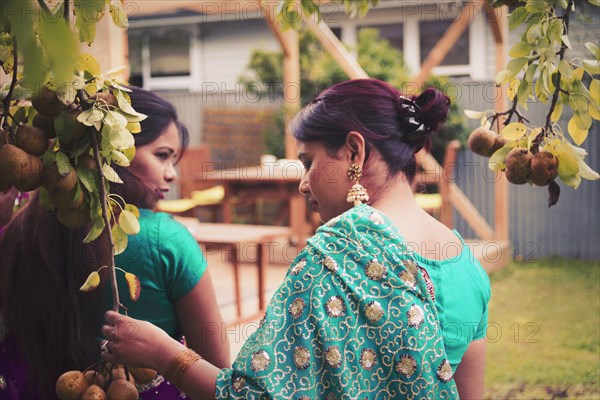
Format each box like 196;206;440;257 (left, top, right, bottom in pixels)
346;164;369;206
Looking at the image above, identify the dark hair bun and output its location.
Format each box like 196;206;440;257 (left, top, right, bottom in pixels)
415;88;450;134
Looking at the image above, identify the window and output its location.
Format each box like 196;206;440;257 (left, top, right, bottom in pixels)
359;24;403;52
420;20;469;66
149;27;191;77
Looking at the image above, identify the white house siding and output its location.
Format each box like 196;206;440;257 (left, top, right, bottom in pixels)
201;19;278;92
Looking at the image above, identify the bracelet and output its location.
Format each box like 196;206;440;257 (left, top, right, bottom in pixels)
163;348;202;388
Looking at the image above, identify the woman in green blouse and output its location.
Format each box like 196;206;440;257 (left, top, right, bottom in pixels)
101;79;490;399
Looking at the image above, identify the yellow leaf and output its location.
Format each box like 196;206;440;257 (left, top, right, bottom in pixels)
124;204;140;218
590;104;600;121
501;122;528;140
112;224;128;255
550;102;563;123
567;117;588;145
551;142;580;186
80;271;101;292
590;79;599;106
126;121;141;133
119;210;140;235
507;78;519;101
122;146;136;162
125;272;141;301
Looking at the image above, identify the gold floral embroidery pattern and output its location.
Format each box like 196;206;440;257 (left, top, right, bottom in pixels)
232;375;245;393
407;304;425;328
359;348;377;371
292;259;307;275
325;346;342;368
294;346;311;370
365;301;384;323
325;295;346;317
365;259;387;280
437;359;453;382
250;350;270;372
399;270;417;289
395;354;417;377
289;298;305;319
368;211;384;225
323;256;338;272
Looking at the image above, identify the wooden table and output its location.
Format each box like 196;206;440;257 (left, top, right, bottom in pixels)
176;217;291;319
199;160;310;244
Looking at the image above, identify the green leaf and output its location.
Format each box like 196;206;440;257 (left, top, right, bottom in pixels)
509;7;528;30
111;150;130;166
506;57;529;80
112;224;128;255
38;15;79;88
584;42;600;60
588;0;600;7
525;0;546;12
104;110;128;129
509;41;533;58
109;1;129;28
119;210;140;235
55;152;72;176
569;91;589;114
77;167;97;192
495;69;509;85
83;217;105;243
558;60;573;78
526;24;543;44
548;19;564;42
582;60;600;75
517;80;532;105
109;127;135;150
501;122;528;140
102;163;123;183
525;63;537;83
77;108;104;126
489;145;513;172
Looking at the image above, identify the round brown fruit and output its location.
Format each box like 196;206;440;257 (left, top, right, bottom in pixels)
32;113;57;139
1;144;34;187
57;203;91;229
467;127;498;157
43;164;78;194
51;185;85;210
79;384;107;400
56;109;87;148
111;366;136;384
105;379;138;400
491;135;508;154
77;153;97;171
90;92;118;108
14;154;43;192
84;370;106;389
32;86;66;117
15;124;49;156
530;151;559;186
55;370;88;400
504;148;533;185
129;367;157;384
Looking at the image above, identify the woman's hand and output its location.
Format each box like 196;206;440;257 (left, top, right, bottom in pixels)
101;311;185;371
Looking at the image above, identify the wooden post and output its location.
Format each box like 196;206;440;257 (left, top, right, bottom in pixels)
413;1;482;87
492;5;509;241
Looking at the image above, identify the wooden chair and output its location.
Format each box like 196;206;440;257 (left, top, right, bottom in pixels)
157;145;225;219
414;140;461;227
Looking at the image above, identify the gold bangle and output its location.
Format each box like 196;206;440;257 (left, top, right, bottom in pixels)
163;348;202;388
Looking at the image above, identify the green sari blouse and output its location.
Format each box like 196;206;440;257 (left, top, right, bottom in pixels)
216;204;459;399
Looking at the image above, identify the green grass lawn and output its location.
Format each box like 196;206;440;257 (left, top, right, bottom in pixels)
484;258;600;399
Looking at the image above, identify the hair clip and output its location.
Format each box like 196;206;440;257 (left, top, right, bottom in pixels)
398;97;428;137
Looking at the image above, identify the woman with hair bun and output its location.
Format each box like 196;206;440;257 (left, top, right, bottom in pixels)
101;79;490;399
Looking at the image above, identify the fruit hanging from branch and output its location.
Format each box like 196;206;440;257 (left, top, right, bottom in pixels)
466;0;599;206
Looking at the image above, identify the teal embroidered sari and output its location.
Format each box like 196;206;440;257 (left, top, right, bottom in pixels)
216;204;459;399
